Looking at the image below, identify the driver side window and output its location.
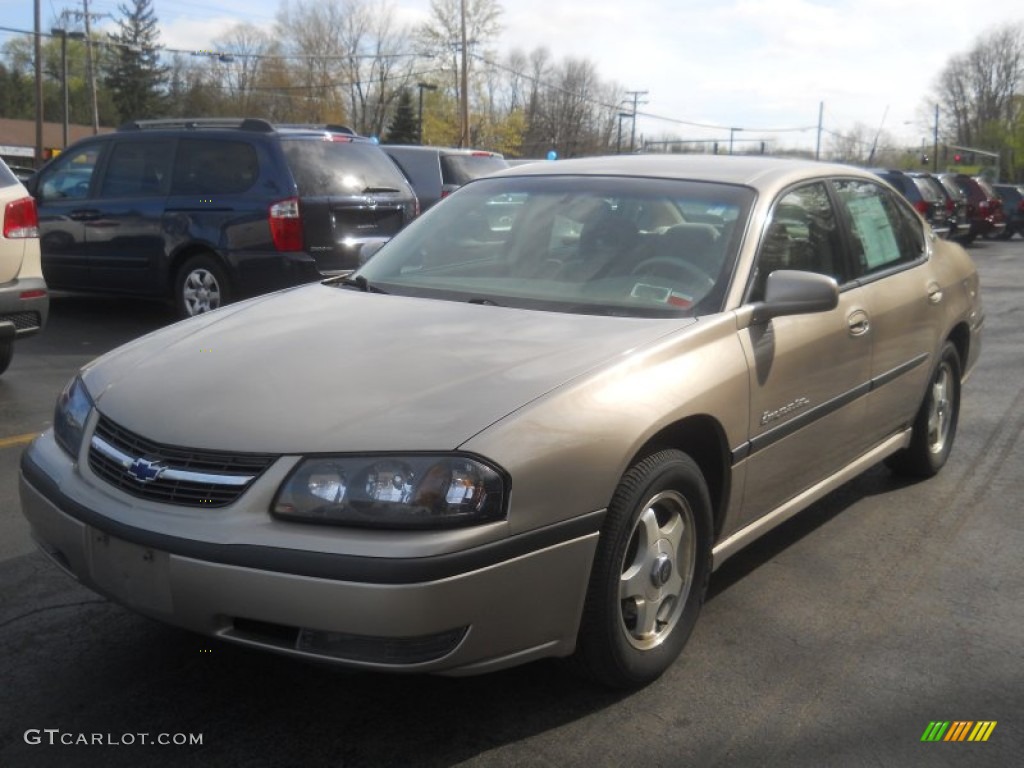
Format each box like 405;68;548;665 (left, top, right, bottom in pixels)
39;145;104;202
748;182;846;302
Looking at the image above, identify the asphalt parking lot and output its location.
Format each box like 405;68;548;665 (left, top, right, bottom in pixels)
1;239;1021;767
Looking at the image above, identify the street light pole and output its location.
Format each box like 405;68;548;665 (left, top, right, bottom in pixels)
417;82;437;145
617;113;631;154
729;127;742;155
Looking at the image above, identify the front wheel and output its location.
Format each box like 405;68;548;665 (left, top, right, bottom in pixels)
174;254;232;318
886;341;961;478
574;450;712;689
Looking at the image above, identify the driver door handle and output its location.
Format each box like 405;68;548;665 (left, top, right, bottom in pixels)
847;309;870;337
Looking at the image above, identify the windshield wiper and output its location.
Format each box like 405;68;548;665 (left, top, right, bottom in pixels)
362;186;401;194
467;297;502;306
337;275;388;294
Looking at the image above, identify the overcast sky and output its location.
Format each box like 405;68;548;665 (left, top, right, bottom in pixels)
4;0;1023;152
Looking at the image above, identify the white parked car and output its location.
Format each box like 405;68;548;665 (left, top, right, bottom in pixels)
0;158;48;376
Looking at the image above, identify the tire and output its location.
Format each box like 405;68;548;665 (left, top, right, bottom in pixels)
174;254;232;318
574;449;713;689
886;341;961;478
0;340;12;377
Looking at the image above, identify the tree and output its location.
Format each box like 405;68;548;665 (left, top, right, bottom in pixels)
932;23;1024;176
385;88;419;143
418;0;504;143
105;0;168;122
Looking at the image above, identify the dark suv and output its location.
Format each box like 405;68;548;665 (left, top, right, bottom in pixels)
27;119;418;316
381;146;508;211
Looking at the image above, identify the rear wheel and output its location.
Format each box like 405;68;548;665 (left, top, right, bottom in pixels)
174;254;232;318
574;450;712;689
886;341;961;478
0;340;13;377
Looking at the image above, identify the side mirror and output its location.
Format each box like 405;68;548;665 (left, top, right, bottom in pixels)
750;270;839;324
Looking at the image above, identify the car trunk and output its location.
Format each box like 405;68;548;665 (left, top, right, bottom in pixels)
280;137;415;273
300;195;410;272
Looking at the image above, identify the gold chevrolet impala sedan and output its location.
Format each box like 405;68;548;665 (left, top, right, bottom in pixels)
19;155;982;688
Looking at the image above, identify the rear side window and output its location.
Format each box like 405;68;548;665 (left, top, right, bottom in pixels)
834;179;924;275
440;154;508;185
171;139;259;195
911;177;943;203
281;139;410;196
100;140;173;198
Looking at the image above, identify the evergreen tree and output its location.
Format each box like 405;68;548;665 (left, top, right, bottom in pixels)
384;89;420;144
105;0;168;122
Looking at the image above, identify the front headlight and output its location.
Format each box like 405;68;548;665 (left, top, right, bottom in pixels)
54;375;94;459
272;455;507;529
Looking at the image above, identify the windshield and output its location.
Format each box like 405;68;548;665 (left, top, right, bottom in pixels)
353;175;753;317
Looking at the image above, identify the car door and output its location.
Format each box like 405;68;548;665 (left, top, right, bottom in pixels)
735;181;873;527
87;138;174;294
32;142;108;289
832;178;940;445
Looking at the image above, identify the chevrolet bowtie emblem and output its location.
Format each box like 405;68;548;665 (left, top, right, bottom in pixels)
127;457;166;483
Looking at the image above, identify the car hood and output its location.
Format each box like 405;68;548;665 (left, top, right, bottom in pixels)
82;284;693;453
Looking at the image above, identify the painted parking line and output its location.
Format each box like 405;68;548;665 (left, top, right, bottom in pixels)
0;432;39;449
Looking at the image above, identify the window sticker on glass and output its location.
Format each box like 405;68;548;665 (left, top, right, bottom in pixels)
631;283;694;308
846;196;900;269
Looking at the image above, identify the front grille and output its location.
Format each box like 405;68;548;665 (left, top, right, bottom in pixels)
88;415;276;508
0;311;41;332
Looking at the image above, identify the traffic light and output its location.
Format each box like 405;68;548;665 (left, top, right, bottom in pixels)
953;153;962;163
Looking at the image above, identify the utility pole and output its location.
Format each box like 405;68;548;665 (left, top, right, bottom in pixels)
459;0;469;148
67;0;107;134
815;101;823;161
624;90;648;153
932;104;939;174
34;0;43;164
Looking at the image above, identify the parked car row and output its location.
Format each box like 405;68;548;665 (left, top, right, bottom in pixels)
19;118;508;319
871;168;1010;243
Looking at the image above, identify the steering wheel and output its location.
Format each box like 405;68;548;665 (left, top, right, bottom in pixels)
630;256;715;291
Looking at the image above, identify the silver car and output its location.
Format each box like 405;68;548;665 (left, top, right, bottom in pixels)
19;155;982;688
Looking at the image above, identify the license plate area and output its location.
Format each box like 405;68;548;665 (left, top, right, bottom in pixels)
88;529;173;614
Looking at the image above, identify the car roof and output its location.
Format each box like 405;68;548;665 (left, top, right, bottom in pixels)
492;154;880;189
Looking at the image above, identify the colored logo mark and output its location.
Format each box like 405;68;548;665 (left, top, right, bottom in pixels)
921;721;997;742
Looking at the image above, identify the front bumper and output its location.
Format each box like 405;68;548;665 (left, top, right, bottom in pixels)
19;433;601;675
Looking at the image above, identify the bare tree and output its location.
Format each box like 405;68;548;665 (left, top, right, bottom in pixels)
933;24;1024;147
417;0;504;119
211;23;273;115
